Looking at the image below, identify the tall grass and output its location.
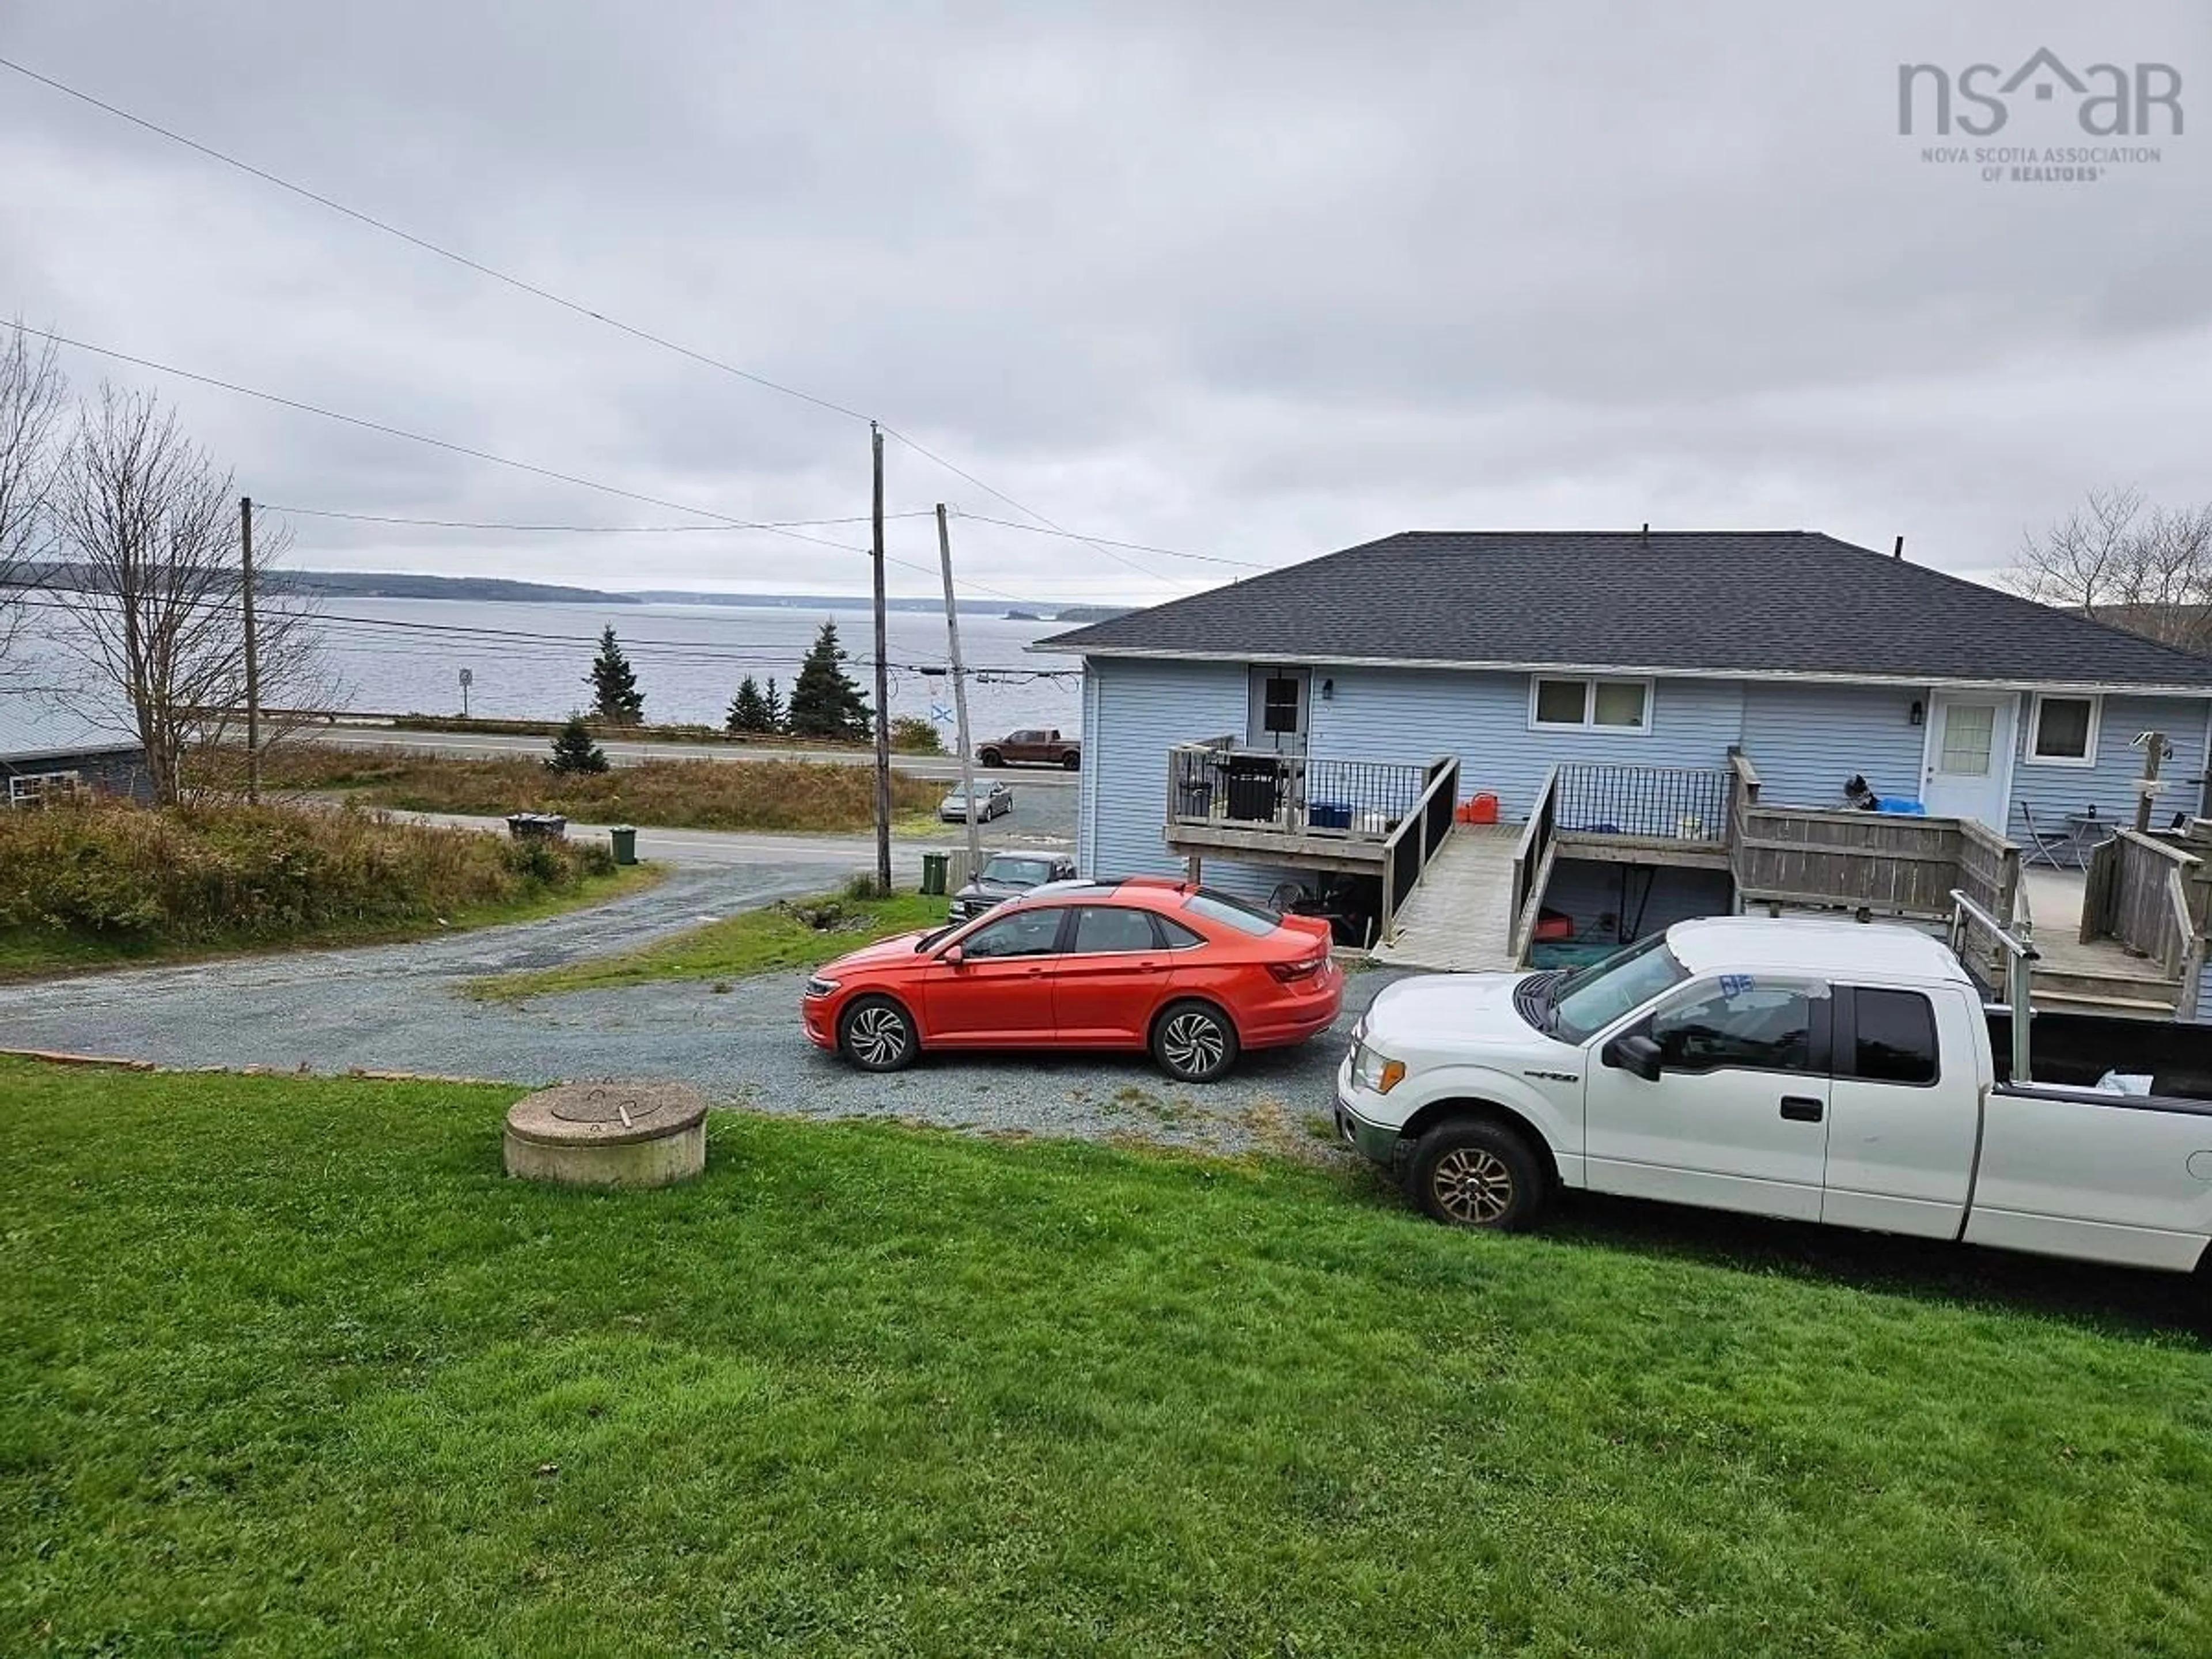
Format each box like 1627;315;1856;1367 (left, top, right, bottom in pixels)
0;798;616;949
214;743;942;834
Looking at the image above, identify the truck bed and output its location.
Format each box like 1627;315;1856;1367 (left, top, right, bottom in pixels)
1986;1008;2212;1106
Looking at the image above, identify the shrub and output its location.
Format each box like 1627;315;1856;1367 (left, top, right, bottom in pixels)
889;715;944;755
0;798;616;950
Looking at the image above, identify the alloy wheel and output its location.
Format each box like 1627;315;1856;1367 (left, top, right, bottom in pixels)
1160;1010;1225;1077
1430;1146;1514;1225
846;1004;910;1067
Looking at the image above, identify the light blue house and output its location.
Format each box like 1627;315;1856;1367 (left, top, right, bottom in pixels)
1036;531;2212;1014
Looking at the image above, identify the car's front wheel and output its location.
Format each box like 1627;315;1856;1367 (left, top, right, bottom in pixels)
1405;1120;1550;1230
1151;1000;1238;1083
838;995;919;1072
1060;752;1081;771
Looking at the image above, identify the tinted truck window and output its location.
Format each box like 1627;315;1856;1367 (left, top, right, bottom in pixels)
1849;988;1939;1085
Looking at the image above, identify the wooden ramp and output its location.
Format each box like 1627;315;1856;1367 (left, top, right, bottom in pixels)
1370;826;1522;973
2020;869;2185;1018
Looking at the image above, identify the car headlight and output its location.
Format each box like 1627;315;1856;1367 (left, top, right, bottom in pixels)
1351;1041;1406;1094
802;976;840;999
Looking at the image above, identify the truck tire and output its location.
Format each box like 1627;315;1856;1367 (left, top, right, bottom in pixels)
1061;751;1081;771
1406;1120;1551;1231
979;746;1003;768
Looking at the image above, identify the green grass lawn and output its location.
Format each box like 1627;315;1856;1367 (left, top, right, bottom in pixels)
3;1060;2208;1655
471;887;946;1000
0;862;663;983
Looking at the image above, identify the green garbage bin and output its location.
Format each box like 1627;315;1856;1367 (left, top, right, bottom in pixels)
609;825;638;866
921;851;949;896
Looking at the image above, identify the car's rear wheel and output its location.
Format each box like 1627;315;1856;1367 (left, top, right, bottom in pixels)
838;995;919;1072
1151;1000;1238;1083
1406;1120;1550;1231
1061;752;1080;771
979;747;1003;768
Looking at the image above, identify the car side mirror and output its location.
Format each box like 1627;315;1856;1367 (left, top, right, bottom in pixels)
940;944;965;967
1603;1032;1664;1082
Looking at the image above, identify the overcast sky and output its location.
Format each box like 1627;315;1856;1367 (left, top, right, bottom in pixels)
1;1;2205;605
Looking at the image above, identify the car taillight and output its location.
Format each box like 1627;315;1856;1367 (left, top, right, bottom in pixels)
1268;955;1325;983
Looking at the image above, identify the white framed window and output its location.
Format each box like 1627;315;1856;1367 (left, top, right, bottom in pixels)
2024;693;2099;768
6;771;84;809
1528;676;1652;734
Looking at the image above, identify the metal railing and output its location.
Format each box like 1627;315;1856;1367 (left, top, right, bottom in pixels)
1555;763;1731;843
1950;888;2039;1085
1166;741;1433;840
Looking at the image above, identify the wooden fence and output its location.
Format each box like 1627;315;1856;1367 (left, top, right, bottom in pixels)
1729;804;2021;926
2081;829;2206;982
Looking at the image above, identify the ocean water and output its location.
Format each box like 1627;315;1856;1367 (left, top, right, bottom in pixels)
17;598;1085;739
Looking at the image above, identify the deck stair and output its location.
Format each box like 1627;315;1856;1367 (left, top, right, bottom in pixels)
1369;826;1522;972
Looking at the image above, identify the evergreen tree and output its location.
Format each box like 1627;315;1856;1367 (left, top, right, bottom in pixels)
785;621;872;741
726;675;772;734
546;713;609;774
586;624;645;725
763;677;785;733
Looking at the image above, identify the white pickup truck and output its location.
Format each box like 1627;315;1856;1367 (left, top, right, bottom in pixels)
1335;916;2212;1278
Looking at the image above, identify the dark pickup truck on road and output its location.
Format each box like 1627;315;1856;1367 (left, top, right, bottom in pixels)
978;728;1081;770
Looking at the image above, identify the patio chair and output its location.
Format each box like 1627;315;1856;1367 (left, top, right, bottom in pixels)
2018;802;2080;872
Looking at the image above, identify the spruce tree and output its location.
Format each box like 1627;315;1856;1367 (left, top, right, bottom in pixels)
763;677;785;732
586;624;645;725
546;713;609;774
726;675;771;734
785;621;872;741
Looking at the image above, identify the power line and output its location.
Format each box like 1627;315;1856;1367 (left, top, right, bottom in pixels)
265;505;937;534
952;509;1267;570
31;331;871;554
0;54;872;426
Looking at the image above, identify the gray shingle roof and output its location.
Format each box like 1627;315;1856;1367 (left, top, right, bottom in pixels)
1036;531;2212;691
0;696;142;763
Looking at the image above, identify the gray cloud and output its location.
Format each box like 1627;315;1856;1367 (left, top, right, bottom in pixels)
0;0;2206;604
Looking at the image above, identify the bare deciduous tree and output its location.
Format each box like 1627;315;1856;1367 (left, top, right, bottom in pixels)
0;320;69;675
51;386;328;804
2010;486;2212;654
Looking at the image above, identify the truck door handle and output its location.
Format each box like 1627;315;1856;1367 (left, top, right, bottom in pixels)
1779;1096;1824;1123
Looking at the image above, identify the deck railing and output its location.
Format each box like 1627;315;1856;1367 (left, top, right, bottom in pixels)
1555;763;1732;844
1166;741;1432;840
1378;757;1461;944
1509;766;1561;961
1729;802;2022;925
2080;829;2204;980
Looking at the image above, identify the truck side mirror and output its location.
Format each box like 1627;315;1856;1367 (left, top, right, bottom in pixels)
1603;1032;1664;1082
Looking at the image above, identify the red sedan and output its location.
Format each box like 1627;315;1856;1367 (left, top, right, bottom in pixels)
802;878;1344;1082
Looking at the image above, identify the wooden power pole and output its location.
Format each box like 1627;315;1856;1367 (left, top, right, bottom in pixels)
869;422;893;895
936;504;982;881
240;495;262;804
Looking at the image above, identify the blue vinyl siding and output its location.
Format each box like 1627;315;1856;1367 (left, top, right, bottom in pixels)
1305;668;1744;820
2010;695;2211;839
0;747;150;804
1740;682;1926;808
1078;658;1302;903
2195;960;2211;1026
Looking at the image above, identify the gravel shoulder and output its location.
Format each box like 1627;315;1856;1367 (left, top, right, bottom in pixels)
0;871;1406;1158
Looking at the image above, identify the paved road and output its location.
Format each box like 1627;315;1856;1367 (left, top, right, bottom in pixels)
304;723;1085;789
0;866;1393;1157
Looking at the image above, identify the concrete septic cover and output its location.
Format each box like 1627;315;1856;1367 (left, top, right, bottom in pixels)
503;1081;710;1189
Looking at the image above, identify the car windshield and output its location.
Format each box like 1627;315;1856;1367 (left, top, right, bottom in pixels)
1182;888;1280;938
982;857;1052;885
1548;934;1691;1042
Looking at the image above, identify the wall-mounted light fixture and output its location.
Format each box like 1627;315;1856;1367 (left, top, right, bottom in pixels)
1320;677;1335;702
1908;699;1925;727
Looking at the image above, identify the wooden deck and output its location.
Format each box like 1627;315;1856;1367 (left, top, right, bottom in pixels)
1369;827;1521;972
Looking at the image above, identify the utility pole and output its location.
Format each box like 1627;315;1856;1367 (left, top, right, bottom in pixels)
240;495;262;804
937;504;982;881
869;422;893;896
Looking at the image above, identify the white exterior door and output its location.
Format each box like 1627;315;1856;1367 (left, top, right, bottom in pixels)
1247;667;1310;755
1921;692;2016;830
1582;978;1832;1222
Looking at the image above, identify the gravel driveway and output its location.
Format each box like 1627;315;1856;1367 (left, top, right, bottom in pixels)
0;869;1407;1158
